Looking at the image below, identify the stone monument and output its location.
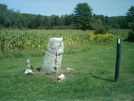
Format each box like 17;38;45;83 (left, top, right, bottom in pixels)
41;38;64;74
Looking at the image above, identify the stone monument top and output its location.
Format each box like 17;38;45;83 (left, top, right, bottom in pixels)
41;37;64;74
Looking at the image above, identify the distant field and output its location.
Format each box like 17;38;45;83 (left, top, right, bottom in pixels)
0;29;133;100
0;29;91;55
0;29;129;58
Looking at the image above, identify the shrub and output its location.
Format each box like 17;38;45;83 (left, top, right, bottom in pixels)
127;21;134;42
94;26;107;34
127;30;134;42
89;33;114;45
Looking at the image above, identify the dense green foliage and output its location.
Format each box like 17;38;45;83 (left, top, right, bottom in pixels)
127;21;134;42
126;6;134;23
94;26;107;34
127;30;134;42
0;3;132;30
126;6;134;42
93;19;108;34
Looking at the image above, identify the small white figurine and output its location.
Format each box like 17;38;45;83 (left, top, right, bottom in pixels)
26;58;30;68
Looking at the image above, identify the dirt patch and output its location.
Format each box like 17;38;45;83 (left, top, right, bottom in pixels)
32;68;75;81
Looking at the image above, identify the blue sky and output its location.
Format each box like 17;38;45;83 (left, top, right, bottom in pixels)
0;0;134;16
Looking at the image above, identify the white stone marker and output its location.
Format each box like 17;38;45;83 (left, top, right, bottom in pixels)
41;38;64;74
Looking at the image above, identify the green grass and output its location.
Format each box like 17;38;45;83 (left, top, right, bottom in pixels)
0;39;134;100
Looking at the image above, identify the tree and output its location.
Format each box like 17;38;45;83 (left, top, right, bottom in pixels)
126;6;134;29
73;3;92;30
93;19;107;34
48;15;61;28
126;6;134;42
126;6;134;22
0;4;8;28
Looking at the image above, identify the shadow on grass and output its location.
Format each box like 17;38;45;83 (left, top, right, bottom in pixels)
124;39;134;42
37;67;41;72
91;75;114;82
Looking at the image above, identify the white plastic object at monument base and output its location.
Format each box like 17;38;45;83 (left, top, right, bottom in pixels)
24;69;34;75
67;67;74;71
41;38;64;74
57;74;65;82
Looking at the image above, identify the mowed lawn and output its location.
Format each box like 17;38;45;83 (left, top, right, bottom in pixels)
0;40;134;100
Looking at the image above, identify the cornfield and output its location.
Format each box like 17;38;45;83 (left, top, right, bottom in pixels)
0;30;91;53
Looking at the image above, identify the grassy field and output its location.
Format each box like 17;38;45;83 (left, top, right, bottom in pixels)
0;29;134;100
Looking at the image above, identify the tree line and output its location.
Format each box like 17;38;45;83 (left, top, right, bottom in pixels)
0;3;133;30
